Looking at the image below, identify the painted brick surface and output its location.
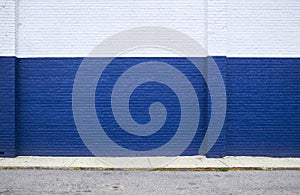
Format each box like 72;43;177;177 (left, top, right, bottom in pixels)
207;0;227;56
16;58;91;156
17;0;207;57
16;57;211;156
0;0;15;56
227;0;300;57
14;57;300;157
226;58;300;157
206;57;227;158
0;0;299;157
0;57;15;157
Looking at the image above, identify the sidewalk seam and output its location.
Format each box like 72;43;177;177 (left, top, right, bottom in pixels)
95;158;117;168
68;158;78;167
217;159;229;168
147;158;152;168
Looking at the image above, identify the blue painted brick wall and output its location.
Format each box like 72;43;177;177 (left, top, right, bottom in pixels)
0;57;16;157
16;58;91;156
206;57;227;158
1;56;299;157
226;58;300;157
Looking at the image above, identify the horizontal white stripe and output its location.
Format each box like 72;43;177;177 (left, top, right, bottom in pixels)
0;0;15;56
0;0;299;57
227;0;300;57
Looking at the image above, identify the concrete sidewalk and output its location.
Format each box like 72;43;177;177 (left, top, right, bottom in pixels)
0;156;300;170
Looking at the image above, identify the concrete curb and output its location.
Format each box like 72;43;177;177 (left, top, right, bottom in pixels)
0;156;299;170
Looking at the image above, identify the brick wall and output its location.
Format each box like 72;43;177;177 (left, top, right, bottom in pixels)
0;0;299;157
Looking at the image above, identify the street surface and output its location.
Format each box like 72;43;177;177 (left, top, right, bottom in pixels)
0;170;299;194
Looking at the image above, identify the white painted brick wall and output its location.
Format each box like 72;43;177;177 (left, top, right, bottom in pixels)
227;0;300;57
0;0;299;57
0;0;15;56
17;0;206;57
207;0;227;56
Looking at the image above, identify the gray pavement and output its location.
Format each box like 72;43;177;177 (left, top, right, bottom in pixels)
0;169;299;194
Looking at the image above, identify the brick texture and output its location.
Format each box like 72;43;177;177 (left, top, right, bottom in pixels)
0;0;299;157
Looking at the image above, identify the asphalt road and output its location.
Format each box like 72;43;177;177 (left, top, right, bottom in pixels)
0;170;299;194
